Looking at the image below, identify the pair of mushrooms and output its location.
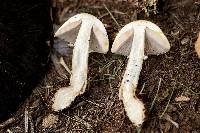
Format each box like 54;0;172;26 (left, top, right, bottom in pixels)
52;13;170;127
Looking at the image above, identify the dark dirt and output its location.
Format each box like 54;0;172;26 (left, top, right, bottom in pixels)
1;0;200;132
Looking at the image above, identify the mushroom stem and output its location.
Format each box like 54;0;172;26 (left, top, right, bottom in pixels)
120;26;145;126
52;20;93;111
70;20;93;92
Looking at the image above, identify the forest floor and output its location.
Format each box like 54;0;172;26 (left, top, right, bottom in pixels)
1;0;200;132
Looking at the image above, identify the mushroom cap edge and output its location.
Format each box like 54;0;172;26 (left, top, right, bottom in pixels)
111;20;170;56
55;13;109;54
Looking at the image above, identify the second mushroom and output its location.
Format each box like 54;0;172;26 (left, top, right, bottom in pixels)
52;13;109;111
111;20;170;126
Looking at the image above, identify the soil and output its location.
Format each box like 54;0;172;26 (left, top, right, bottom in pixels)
1;0;200;132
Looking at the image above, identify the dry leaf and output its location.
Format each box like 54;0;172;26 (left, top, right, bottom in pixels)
175;96;190;102
195;32;200;58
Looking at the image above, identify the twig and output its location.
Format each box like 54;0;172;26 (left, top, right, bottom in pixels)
100;60;115;73
150;78;162;111
29;114;35;133
139;83;146;94
159;88;174;119
177;81;200;95
164;114;179;128
24;106;29;133
112;60;123;77
103;4;120;28
99;10;126;19
0;118;17;129
90;57;103;66
84;99;102;107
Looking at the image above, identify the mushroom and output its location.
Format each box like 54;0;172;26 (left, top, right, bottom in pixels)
195;32;200;58
111;20;170;126
52;13;109;111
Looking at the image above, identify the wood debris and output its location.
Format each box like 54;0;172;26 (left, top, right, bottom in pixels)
175;96;190;102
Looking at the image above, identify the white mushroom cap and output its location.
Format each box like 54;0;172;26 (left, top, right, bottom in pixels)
111;20;170;56
55;13;109;54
